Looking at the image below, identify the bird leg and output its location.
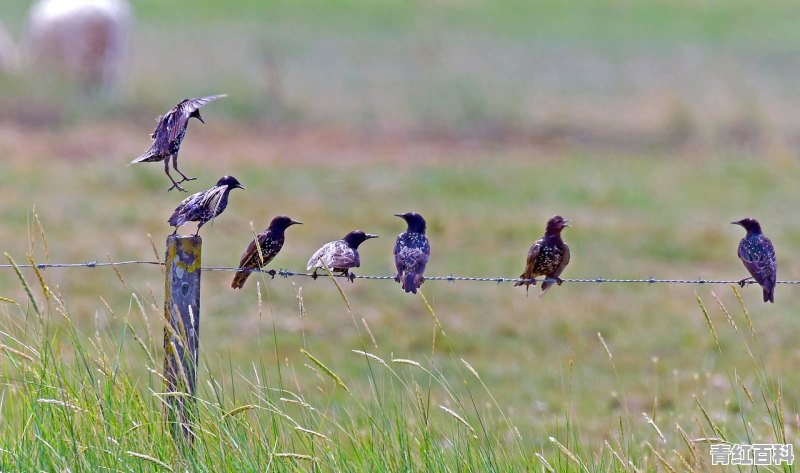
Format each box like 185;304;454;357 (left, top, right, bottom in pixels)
194;222;204;237
164;159;187;192
172;155;196;183
737;276;754;287
310;269;319;280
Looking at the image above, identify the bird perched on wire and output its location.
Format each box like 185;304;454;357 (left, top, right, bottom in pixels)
231;215;302;289
130;94;226;192
168;175;244;236
393;212;430;294
515;215;571;296
732;217;776;303
306;230;378;281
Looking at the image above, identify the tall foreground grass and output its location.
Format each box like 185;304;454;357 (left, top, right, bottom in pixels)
0;251;795;471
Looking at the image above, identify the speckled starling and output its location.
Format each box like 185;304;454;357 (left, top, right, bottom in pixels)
732;218;776;303
130;95;226;192
307;230;379;281
515;215;571;295
393;212;430;294
231;216;302;289
168;175;244;236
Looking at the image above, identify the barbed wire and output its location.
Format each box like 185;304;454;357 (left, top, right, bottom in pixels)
1;260;797;285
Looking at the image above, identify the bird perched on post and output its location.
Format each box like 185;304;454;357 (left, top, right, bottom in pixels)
515;215;571;295
732;217;776;303
130;94;226;192
307;230;378;282
393;212;430;294
231;216;302;289
168;176;244;236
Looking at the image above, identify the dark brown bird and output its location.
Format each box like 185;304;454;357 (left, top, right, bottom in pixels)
231;216;302;289
130;94;226;192
307;230;379;281
732;218;776;303
393;212;430;294
168;175;244;236
515;215;571;295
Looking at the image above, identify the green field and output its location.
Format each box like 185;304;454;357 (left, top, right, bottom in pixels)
1;1;799;471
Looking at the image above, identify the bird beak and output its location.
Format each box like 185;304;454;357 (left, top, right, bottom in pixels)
393;212;405;218
563;219;572;227
236;184;246;190
291;220;303;225
365;234;379;239
731;221;740;226
196;113;205;124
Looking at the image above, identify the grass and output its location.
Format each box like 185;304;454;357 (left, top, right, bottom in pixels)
0;242;795;470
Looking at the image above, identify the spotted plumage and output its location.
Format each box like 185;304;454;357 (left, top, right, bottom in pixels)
130;94;226;192
732;218;776;303
168;175;244;236
307;230;379;281
393;212;430;294
515;215;571;295
231;216;302;289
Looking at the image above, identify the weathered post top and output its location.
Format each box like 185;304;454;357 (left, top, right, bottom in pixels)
163;234;202;440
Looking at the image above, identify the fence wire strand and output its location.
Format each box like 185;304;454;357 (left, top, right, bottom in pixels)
1;260;798;285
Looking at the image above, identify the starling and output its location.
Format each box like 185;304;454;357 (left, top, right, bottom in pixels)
732;218;776;303
515;215;571;295
393;212;430;294
306;230;379;281
168;175;245;236
231;216;302;289
130;94;226;192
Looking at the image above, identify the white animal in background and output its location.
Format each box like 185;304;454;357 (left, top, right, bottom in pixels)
23;0;132;92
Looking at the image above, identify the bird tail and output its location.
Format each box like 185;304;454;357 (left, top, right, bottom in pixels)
763;285;775;303
401;271;424;294
231;271;249;289
129;149;158;165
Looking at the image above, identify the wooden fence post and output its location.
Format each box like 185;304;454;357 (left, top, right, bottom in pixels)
163;235;202;440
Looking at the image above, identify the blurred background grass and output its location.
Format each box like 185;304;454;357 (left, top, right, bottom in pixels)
1;0;800;457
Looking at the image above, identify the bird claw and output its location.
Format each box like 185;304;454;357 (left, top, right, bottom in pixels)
167;182;188;192
267;269;276;279
310;270;319;280
348;272;356;283
737;278;749;288
556;277;564;286
178;176;197;183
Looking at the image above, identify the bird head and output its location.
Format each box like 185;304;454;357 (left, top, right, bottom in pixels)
394;212;427;233
545;215;571;235
216;175;245;190
732;218;762;234
343;230;379;249
269;215;303;230
190;109;205;124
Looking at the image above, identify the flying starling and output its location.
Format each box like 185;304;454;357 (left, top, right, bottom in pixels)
515;215;571;295
168;175;245;236
393;212;430;294
306;230;379;282
130;94;226;192
732;218;776;303
231;216;302;289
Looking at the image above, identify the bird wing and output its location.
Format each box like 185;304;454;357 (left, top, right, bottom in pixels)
200;185;227;219
739;236;776;286
520;239;543;279
166;95;226;145
168;189;205;225
325;240;360;268
394;233;429;272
